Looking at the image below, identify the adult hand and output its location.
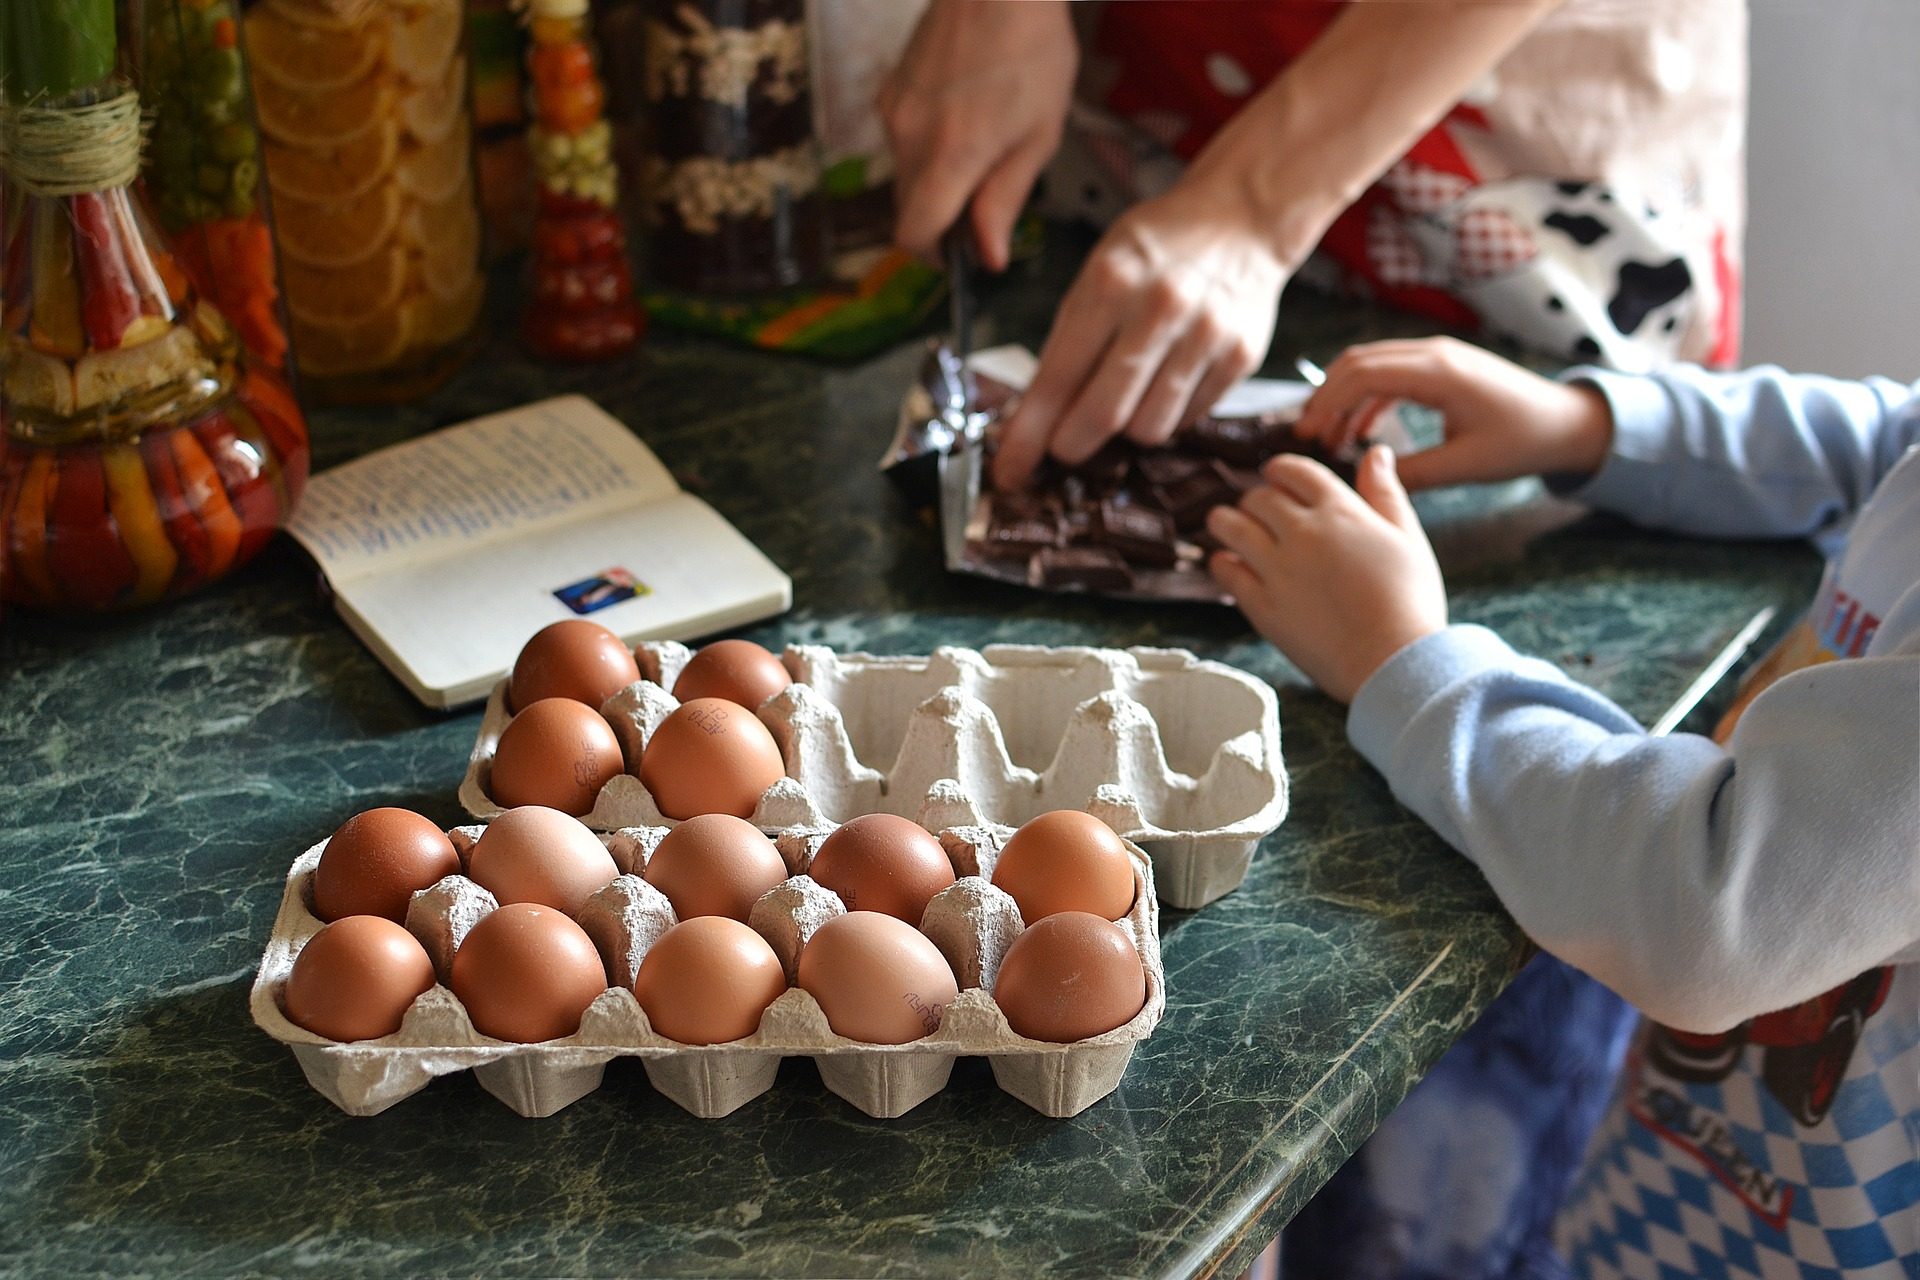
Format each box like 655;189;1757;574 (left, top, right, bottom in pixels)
880;0;1077;271
1207;447;1447;704
1292;338;1616;491
990;176;1290;490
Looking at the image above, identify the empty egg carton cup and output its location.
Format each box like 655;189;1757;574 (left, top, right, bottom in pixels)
250;809;1165;1120
459;642;1287;909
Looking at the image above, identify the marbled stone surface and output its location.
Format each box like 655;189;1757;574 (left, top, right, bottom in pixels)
0;236;1821;1277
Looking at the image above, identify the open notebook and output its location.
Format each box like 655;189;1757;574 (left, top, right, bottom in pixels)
287;396;791;708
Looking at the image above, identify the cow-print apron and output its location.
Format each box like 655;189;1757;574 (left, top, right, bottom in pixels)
1049;0;1747;372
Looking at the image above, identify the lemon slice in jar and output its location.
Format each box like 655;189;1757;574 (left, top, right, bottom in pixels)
255;70;396;150
244;2;386;94
283;241;410;326
411;272;485;347
264;119;400;204
293;306;413;377
390;1;464;86
399;55;468;145
275;183;404;268
394;118;473;203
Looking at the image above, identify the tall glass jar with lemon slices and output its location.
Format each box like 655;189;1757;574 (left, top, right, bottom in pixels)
243;0;486;404
0;0;311;611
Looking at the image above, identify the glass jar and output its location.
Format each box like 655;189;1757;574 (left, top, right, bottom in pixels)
243;0;485;403
0;0;310;612
523;0;642;360
639;0;828;296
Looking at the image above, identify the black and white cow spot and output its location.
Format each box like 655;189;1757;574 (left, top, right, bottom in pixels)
1544;211;1610;247
1609;258;1693;336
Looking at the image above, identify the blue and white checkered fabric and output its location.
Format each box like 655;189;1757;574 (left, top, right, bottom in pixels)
1558;968;1920;1278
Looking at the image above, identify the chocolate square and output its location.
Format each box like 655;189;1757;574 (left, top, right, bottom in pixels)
1154;460;1240;531
1182;415;1271;467
1133;449;1206;491
1032;545;1134;592
981;494;1061;561
1093;498;1178;567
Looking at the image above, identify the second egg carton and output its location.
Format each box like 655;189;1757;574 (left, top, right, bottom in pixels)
460;642;1287;909
250;807;1164;1120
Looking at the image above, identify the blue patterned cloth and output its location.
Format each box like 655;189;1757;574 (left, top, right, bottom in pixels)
1282;951;1638;1279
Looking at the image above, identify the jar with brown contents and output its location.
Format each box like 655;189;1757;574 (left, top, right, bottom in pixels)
640;0;828;295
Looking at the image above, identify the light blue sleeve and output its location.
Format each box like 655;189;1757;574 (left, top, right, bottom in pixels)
1347;611;1920;1034
1561;366;1920;551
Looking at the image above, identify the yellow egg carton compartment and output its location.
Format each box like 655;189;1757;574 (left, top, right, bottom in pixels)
460;643;1288;909
249;811;1165;1120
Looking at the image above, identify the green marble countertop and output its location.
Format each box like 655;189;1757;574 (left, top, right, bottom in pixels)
0;242;1821;1277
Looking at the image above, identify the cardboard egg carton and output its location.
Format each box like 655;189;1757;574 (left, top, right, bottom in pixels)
250;810;1165;1120
459;642;1286;909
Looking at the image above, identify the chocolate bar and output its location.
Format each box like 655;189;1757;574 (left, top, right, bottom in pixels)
1153;460;1240;531
1182;415;1271;467
981;494;1062;561
1032;546;1135;592
1093;499;1178;567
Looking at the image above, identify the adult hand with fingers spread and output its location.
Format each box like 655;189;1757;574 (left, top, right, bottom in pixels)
1293;337;1616;491
990;178;1290;490
1207;447;1447;703
880;0;1077;272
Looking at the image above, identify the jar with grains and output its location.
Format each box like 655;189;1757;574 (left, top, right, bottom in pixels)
0;0;310;611
640;0;828;295
243;0;486;403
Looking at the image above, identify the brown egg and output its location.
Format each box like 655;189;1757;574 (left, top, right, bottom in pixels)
632;916;787;1044
450;902;608;1042
489;697;624;816
796;911;959;1044
994;911;1146;1043
643;813;788;922
672;639;792;709
509;619;640;712
467;806;619;915
637;698;786;821
284;915;436;1042
991;810;1137;923
807;813;956;923
312;807;461;923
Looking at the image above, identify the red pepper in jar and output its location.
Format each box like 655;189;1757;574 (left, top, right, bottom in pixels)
45;447;139;608
3;449;60;604
192;412;279;565
140;427;214;591
168;426;242;581
69;192;142;350
235;368;309;501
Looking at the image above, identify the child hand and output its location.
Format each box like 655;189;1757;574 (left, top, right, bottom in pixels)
1208;446;1447;703
1293;338;1614;491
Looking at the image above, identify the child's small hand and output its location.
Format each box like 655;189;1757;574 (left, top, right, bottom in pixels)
1208;446;1447;703
1293;337;1614;491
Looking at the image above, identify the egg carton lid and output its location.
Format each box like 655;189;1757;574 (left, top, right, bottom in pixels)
459;642;1286;909
250;814;1164;1121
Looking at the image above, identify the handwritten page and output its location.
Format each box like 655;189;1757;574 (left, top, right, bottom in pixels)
288;397;678;580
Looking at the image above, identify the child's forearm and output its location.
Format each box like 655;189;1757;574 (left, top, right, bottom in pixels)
1567;367;1920;547
1348;623;1920;1033
1186;0;1562;271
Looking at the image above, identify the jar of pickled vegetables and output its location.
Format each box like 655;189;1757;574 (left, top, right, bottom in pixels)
640;0;828;296
523;0;642;360
244;0;485;403
0;0;310;612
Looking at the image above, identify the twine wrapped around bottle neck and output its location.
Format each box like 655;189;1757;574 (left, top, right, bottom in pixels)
0;89;145;197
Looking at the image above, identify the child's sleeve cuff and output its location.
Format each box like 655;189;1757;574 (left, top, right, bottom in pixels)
1348;625;1519;774
1547;367;1682;512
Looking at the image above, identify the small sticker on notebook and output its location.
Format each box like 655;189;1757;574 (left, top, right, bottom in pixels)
554;568;649;615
